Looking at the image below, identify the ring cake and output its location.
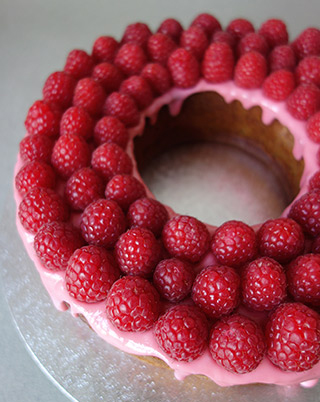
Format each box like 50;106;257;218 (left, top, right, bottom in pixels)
14;14;320;388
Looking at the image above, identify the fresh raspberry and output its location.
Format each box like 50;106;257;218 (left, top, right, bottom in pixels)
226;18;255;42
258;19;288;48
92;36;119;63
106;276;160;332
141;63;172;95
18;187;69;234
180;26;209;60
127;197;169;237
15;160;56;197
104;92;140;127
94;116;129;148
157;18;183;43
202;42;234;83
238;33;269;57
266;302;320;372
234;51;267;89
92;62;124;94
287;254;320;306
105;174;146;210
292;27;320;59
162;215;209;262
51;133;90;179
209;314;265;374
312;234;320;253
119;76;153;110
154;304;208;362
147;33;177;66
296;56;320;87
121;22;152;50
257;218;304;263
19;134;54;164
211;220;257;268
262;69;296;101
73;78;106;117
64;49;94;79
34;221;84;271
286;84;320;120
66;245;120;302
42;71;76;109
242;257;287;311
309;169;320;190
167;48;200;88
80;199;126;248
114;43;147;76
91;142;133;181
269;45;296;71
65;167;105;211
212;31;236;49
60;106;94;140
191;13;222;38
192;265;240;318
153;258;195;302
25;100;60;137
307;111;320;143
289;190;320;237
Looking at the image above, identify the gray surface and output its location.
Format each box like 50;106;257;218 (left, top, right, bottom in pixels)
1;1;320;401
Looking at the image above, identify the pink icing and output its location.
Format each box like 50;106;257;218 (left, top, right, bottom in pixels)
14;80;320;387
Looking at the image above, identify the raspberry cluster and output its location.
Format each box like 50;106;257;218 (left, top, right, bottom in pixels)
16;14;320;378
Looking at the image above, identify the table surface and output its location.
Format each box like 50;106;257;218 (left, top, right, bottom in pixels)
1;1;320;401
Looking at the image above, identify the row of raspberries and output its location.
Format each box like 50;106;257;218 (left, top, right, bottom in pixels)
16;13;320;376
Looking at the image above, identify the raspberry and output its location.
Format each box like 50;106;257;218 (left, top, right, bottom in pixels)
296;56;320;87
212;31;236;49
80;199;126;248
309;169;320;190
211;220;257;268
202;42;234;83
312;235;320;253
19;134;54;164
104;92;140;127
162;215;209;262
307;111;320;143
73;78;106;117
66;245;120;303
191;13;222;38
269;45;296;71
127;197;169;237
292;27;320;59
94;116;128;148
157;18;183;43
167;48;200;89
153;258;195;302
154;304;208;362
242;257;287;311
180;26;209;60
92;62;124;94
226;19;255;42
25;100;60;137
115;227;160;277
92;36;119;63
234;51;267;89
64;49;94;79
289;190;320;237
287;254;320;306
258;19;288;48
106;276;160;332
147;33;177;66
65;167;105;211
238;33;269;57
18;187;69;234
42;71;76;109
34;221;84;271
192;265;240;318
60;106;94;140
15;160;56;197
114;43;147;76
257;218;304;263
287;83;320;120
262;70;295;101
266;302;320;372
209;314;265;374
51;133;90;179
119;76;153;110
91;142;133;181
105;174;146;210
121;22;152;50
141;63;172;95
